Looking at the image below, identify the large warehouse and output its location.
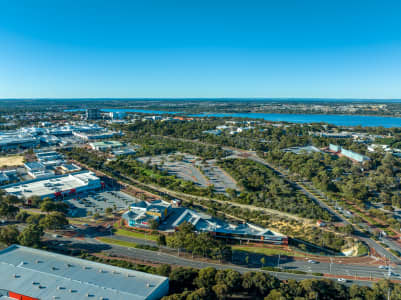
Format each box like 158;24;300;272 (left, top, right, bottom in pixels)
2;171;103;199
0;245;169;300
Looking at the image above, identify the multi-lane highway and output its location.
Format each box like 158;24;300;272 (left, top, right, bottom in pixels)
50;233;379;287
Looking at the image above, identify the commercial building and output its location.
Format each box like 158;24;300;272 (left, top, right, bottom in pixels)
35;151;65;168
122;200;171;228
0;135;38;152
367;144;392;153
89;140;123;151
172;209;288;245
0;170;17;185
58;163;81;174
3;171;103;200
202;129;222;136
109;111;126;120
329;144;341;153
123;201;288;245
39;135;61;146
112;147;137;156
85;108;101;120
0;244;169;300
282;146;322;155
73;130;118;141
317;132;352;138
329;144;370;163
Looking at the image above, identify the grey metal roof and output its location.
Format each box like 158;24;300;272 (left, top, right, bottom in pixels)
0;245;168;300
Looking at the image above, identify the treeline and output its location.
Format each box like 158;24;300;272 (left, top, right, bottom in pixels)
166;222;232;261
218;158;332;221
109;158;216;197
118;123;229;159
0;192;69;248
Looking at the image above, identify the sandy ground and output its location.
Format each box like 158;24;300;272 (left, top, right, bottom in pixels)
0;155;24;167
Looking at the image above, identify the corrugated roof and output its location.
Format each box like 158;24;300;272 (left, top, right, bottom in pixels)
0;245;168;300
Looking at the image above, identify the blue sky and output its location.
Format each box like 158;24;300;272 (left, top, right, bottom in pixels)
0;0;401;99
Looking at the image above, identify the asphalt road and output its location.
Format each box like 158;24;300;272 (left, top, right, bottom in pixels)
107;234;401;281
52;234;376;287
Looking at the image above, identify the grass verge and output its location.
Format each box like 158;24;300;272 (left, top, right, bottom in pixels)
97;237;159;251
232;245;307;258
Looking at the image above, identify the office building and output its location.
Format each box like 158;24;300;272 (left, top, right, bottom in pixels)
109;111;126;120
329;144;370;163
85;108;101;120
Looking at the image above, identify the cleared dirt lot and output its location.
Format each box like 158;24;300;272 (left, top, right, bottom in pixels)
137;153;240;194
0;155;24;167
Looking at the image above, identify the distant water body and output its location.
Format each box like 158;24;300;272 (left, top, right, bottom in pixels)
192;113;401;128
65;108;401;127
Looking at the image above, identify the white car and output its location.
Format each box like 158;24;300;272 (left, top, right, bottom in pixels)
379;265;388;270
307;259;317;264
337;278;347;283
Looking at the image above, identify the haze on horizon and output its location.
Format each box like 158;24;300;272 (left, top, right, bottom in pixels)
1;0;401;99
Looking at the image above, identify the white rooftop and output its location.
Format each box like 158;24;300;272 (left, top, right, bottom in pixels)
3;171;100;198
0;245;169;300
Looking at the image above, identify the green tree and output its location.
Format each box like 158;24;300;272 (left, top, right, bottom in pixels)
0;225;19;245
156;264;171;277
195;267;217;290
212;284;228;300
18;224;43;247
40;200;55;213
169;267;199;294
149;218;159;230
16;211;30;223
26;214;45;225
0;202;19;219
39;212;68;230
156;234;167;246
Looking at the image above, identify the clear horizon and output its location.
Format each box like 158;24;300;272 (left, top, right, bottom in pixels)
1;1;401;99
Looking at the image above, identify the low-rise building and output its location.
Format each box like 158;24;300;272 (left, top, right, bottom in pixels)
59;163;81;174
89;140;123;151
329;144;370;162
73;130;118;141
172;209;288;245
3;171;103;200
202;129;221;136
0;170;17;185
122;200;171;228
112;147;137;156
282;146;322;155
0;244;169;300
0;134;39;152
